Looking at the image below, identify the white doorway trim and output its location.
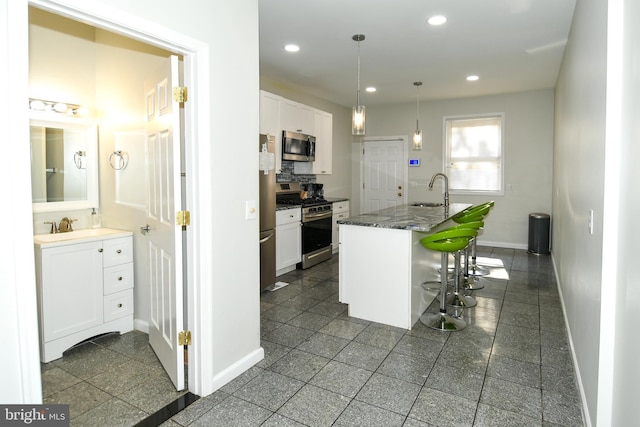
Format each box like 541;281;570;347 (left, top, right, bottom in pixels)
23;0;215;396
359;135;409;214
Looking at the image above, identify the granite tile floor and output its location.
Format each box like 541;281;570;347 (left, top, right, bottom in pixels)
162;246;584;427
41;330;188;426
41;246;585;426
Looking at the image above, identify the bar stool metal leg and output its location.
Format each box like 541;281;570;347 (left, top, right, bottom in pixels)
463;239;484;291
468;237;490;277
420;252;466;331
444;250;477;309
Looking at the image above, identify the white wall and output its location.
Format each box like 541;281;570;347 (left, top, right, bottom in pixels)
361;90;555;248
609;0;640;423
553;0;640;425
553;0;606;425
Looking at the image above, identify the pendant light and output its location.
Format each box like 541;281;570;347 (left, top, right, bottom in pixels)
412;82;423;150
352;34;366;135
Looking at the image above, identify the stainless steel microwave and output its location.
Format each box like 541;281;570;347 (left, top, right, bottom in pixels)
282;130;315;162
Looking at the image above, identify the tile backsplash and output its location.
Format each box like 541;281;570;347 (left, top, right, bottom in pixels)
276;160;316;184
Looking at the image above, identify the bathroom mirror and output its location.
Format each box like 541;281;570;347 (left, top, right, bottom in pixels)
30;115;99;213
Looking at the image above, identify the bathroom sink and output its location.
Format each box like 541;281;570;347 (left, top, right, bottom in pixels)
410;202;444;208
34;228;130;244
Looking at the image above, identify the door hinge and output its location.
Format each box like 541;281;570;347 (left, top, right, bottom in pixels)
176;210;191;228
178;330;192;346
173;86;188;103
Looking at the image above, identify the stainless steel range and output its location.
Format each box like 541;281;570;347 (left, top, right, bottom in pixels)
276;182;333;269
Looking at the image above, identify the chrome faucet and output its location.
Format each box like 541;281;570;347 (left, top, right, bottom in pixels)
428;173;449;207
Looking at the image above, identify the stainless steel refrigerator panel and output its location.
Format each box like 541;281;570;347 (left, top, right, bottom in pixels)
259;229;276;290
259;134;276;291
259;134;276;232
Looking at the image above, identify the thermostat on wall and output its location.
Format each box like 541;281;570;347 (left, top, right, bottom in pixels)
409;159;421;167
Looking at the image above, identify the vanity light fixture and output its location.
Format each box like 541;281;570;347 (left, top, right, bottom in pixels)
352;34;366;135
413;82;423;151
29;98;87;116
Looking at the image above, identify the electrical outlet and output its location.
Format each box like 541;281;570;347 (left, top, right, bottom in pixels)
588;209;594;234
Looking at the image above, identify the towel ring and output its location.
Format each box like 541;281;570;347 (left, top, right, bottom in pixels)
109;150;129;170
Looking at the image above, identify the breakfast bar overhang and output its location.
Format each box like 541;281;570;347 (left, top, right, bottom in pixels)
338;203;471;330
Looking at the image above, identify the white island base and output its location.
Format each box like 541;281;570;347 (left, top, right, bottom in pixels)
338;224;442;330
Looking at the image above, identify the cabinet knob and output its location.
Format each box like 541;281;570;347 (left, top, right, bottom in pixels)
116;249;122;254
98;248;103;253
118;276;123;281
117;303;123;308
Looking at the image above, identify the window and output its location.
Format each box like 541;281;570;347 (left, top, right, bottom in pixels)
444;114;504;195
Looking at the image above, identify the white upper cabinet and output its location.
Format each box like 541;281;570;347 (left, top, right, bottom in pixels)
260;90;283;173
280;99;314;134
312;110;333;175
260;90;333;175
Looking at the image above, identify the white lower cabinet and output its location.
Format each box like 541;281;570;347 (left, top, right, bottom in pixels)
276;208;301;275
332;200;350;253
34;230;134;362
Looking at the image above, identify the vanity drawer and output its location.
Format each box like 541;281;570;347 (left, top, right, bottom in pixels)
103;290;133;322
103;237;133;267
103;263;134;295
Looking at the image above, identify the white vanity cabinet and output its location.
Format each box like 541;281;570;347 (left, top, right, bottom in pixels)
332;200;350;253
276;208;302;275
34;229;134;362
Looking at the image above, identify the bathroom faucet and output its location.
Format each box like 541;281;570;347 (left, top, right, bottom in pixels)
44;221;58;234
428;173;449;207
58;217;76;233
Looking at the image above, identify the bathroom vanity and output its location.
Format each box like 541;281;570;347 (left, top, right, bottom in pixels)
34;228;134;362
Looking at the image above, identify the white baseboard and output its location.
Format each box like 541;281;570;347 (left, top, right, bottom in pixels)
134;318;149;334
209;347;265;392
478;240;529;251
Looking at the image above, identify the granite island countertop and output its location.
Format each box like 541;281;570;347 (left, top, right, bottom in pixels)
338;202;471;233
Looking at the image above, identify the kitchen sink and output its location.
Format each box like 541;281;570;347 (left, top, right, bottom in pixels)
410;202;444;207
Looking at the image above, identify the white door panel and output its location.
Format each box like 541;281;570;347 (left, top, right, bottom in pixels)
363;139;406;213
145;55;184;390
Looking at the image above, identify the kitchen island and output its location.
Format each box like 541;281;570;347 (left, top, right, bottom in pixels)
337;203;471;329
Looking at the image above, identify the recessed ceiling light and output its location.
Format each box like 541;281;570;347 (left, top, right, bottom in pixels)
284;44;300;52
466;75;479;81
427;15;447;26
365;87;376;93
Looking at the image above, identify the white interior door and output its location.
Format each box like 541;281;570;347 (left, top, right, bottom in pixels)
362;138;407;213
144;55;184;390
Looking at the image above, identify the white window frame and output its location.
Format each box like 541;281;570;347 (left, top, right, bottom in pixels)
443;113;505;196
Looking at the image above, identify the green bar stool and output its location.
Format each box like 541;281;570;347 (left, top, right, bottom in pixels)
441;221;484;309
453;201;494;280
419;226;478;331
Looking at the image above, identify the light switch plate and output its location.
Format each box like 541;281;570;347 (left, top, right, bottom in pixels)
246;200;257;220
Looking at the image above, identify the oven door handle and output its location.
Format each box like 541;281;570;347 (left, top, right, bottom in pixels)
303;211;333;221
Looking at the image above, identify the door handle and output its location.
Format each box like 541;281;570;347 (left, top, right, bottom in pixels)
140;224;152;235
259;232;274;244
398;192;402;197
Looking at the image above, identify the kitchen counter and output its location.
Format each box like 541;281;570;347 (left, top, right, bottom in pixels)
338;202;471;329
338;203;470;232
325;197;349;203
276;204;301;211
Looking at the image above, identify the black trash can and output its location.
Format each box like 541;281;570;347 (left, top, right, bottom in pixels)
528;213;550;255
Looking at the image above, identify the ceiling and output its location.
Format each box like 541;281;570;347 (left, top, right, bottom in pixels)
259;0;577;107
